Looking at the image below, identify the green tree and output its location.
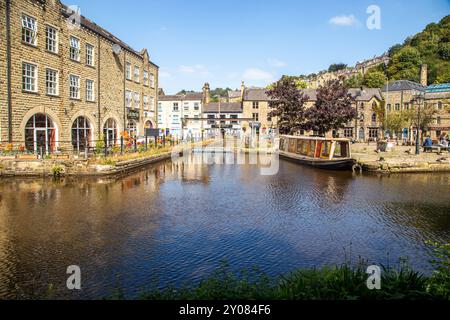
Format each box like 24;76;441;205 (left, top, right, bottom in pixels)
344;74;363;88
328;63;347;73
268;75;307;90
363;71;386;88
388;46;422;82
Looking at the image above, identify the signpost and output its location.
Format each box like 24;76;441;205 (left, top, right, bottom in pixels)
145;128;159;149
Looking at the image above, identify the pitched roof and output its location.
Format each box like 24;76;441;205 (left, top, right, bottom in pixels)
158;95;184;101
425;84;450;100
184;92;203;101
426;83;450;93
243;88;273;101
381;80;426;93
203;102;243;113
228;90;242;99
158;93;203;101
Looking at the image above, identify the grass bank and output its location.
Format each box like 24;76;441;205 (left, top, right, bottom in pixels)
110;243;449;300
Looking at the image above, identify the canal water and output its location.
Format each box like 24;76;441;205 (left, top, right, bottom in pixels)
0;156;449;299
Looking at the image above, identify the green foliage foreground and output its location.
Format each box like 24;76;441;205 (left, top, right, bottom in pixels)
110;243;450;300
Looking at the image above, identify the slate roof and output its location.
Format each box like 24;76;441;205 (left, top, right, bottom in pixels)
184;92;203;101
158;95;184;101
381;80;426;92
426;83;450;93
227;91;242;99
203;102;243;113
243;88;274;101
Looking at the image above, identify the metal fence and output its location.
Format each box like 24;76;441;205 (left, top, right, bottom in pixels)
0;137;183;159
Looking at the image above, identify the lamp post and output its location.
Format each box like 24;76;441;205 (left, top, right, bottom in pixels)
412;92;425;155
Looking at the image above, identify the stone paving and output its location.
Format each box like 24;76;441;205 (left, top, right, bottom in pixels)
352;143;450;173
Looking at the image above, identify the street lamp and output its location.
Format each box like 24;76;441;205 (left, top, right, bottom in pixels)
411;92;425;155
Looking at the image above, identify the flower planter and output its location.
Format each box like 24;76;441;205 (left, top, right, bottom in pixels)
15;154;39;161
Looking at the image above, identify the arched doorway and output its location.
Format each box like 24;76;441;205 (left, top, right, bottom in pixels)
25;113;57;154
144;120;153;129
103;118;118;147
72;116;92;153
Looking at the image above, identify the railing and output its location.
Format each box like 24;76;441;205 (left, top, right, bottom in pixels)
0;137;183;160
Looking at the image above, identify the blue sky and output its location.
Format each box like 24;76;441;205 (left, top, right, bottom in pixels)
72;0;449;93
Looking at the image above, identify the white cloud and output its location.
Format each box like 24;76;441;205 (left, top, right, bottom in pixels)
178;65;209;76
242;68;274;81
267;58;287;68
329;15;360;27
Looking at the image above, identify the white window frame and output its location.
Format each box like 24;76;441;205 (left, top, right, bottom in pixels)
86;43;95;66
134;66;140;83
69;74;80;99
143;95;149;110
45;25;58;53
22;62;38;93
70;36;80;61
150;97;155;111
134;92;140;109
86;79;95;102
46;68;59;96
143;70;149;86
125;90;132;108
126;63;132;80
22;14;37;46
150;73;155;88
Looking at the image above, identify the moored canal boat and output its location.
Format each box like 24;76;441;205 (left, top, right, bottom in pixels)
279;136;355;170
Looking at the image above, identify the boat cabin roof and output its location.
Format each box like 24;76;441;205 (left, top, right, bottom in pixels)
281;135;352;143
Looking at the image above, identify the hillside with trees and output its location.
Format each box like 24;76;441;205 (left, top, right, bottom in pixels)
355;14;450;87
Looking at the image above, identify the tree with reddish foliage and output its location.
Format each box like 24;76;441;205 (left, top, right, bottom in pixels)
266;78;309;135
305;79;356;136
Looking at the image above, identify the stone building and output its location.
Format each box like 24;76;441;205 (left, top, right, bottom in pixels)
0;0;158;153
424;84;450;140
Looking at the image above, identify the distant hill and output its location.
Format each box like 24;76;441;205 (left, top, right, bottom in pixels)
386;14;450;84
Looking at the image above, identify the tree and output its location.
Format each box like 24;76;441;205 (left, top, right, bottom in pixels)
363;71;386;88
268;75;307;90
384;111;408;139
387;46;423;82
304;79;356;136
328;63;347;73
345;74;363;88
266;78;310;135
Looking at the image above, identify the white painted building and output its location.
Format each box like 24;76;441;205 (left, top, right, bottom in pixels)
157;93;203;139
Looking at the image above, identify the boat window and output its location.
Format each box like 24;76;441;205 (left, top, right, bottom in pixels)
334;142;349;158
288;139;296;153
320;141;332;159
279;138;285;151
309;141;316;157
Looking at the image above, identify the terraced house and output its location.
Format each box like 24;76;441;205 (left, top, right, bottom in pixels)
0;0;159;154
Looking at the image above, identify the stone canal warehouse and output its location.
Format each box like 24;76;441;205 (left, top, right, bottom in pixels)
0;0;159;153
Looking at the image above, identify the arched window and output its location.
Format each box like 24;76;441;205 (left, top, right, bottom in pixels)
25;113;56;154
372;101;377;109
103;118;117;147
145;120;153;129
72;116;91;153
372;113;377;123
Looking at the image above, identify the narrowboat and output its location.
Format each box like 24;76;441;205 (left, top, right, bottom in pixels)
279;135;356;170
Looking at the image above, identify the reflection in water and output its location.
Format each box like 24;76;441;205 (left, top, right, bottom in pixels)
0;158;449;299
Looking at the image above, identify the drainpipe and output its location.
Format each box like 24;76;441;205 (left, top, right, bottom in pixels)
97;37;101;139
6;0;13;143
